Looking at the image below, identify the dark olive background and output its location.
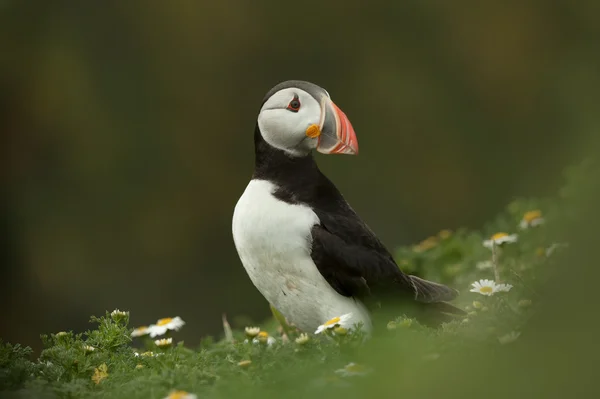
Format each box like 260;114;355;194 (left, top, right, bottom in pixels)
2;1;598;352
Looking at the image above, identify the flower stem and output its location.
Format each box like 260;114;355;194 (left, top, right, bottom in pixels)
492;241;501;282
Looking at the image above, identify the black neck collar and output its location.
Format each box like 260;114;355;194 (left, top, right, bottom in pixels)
252;123;320;182
252;123;335;205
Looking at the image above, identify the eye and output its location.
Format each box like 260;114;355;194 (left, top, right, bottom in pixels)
287;96;301;112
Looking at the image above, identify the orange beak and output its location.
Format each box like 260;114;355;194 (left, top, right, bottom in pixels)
316;98;359;155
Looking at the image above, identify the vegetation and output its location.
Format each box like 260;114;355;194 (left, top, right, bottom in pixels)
1;160;595;399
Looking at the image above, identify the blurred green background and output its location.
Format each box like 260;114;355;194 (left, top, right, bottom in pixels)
1;0;599;352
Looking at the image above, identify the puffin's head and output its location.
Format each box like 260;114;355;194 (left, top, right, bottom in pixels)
257;80;358;157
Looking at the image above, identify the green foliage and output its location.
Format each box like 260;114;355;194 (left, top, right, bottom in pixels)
1;160;595;399
0;340;34;390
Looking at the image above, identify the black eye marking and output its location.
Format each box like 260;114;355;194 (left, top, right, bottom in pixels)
287;95;301;112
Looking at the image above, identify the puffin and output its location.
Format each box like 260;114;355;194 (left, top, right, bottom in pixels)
232;80;463;334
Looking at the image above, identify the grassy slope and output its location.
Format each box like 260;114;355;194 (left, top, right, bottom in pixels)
0;160;595;399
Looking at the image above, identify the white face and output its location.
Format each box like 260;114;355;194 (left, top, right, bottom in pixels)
257;88;322;157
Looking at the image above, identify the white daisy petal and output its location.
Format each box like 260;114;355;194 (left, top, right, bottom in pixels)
131;326;150;337
148;316;186;338
519;210;545;230
244;326;260;338
111;309;128;318
315;313;353;334
154;338;173;347
483;233;518;249
470;279;513;296
469;279;497;296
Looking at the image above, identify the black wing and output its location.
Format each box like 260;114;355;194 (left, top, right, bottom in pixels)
309;195;458;304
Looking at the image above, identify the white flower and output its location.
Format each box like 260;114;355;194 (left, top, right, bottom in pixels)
476;260;494;270
483;233;518;249
244;326;260;338
111;309;129;318
315;313;353;334
131;326;150;337
334;362;370;377
519;210;545;230
154;338;173;347
163;390;197;399
495;283;513;292
148;316;185;337
252;331;276;346
83;345;96;353
470;279;512;296
498;331;521;345
295;333;310;345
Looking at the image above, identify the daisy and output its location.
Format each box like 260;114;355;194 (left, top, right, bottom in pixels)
469;279;502;296
163;390;198;399
295;333;310;345
111;309;129;318
495;283;513;293
334;362;370;377
315;313;353;334
519;210;545;229
498;331;521;345
148;316;185;337
131;326;150;337
483;233;518;249
252;331;276;346
244;326;260;338
83;345;96;353
155;338;173;347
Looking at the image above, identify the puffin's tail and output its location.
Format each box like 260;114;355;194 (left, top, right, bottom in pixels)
409;275;459;303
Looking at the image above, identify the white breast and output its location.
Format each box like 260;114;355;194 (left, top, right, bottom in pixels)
232;179;371;334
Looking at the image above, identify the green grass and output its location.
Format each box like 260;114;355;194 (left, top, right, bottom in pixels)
1;160;596;399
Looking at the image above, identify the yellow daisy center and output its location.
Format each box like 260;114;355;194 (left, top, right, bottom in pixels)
491;232;508;241
523;210;542;223
479;286;494;294
257;331;269;338
168;390;190;399
324;317;341;327
156;318;173;326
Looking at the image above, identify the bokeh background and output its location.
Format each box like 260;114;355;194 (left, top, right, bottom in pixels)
2;1;599;352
